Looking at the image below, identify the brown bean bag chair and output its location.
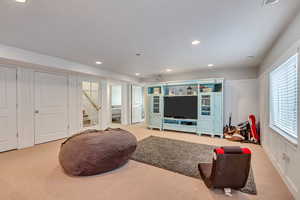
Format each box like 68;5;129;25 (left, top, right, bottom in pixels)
59;128;137;176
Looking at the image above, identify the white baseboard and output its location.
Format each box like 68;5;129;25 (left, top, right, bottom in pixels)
263;145;298;198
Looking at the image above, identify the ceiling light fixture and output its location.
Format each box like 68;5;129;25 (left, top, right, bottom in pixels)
135;73;140;76
263;0;279;6
192;40;201;45
208;64;214;67
166;69;172;72
15;0;26;3
95;61;102;65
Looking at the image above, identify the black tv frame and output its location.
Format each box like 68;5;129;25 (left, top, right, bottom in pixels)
164;96;198;119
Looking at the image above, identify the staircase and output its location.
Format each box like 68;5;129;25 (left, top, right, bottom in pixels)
82;89;101;128
83;110;92;127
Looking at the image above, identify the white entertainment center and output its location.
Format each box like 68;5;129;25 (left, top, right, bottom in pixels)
146;79;224;137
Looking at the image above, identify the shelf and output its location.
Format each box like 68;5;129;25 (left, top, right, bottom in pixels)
164;95;198;97
163;118;197;133
164;117;197;122
199;83;222;93
164;84;198;96
148;86;162;95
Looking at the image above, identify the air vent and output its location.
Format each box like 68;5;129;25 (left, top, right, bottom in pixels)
263;0;279;6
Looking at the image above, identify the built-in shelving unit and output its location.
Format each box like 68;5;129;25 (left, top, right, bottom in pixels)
147;79;224;137
198;82;223;137
147;85;163;130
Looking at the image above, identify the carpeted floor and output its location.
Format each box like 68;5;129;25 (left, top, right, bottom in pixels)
0;123;294;200
131;136;257;195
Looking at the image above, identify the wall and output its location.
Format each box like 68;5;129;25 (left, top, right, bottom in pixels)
258;10;300;199
121;83;132;125
111;85;122;106
0;44;139;83
144;68;259;127
259;11;300;75
224;79;259;126
141;66;258;83
0;42;138;150
68;75;81;135
100;80;111;130
15;66;124;149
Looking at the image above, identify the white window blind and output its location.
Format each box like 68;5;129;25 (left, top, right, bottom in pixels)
270;54;298;140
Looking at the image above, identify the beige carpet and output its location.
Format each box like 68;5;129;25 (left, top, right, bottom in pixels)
0;124;294;200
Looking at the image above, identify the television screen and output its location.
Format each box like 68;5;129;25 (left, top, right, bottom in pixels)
164;96;198;119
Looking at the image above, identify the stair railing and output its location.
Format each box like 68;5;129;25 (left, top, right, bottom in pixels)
82;90;101;111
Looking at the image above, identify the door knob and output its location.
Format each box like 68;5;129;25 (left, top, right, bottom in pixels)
35;110;39;114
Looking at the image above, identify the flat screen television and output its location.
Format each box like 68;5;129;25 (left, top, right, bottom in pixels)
164;96;198;119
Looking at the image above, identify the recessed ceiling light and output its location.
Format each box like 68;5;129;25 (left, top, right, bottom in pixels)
95;61;102;65
208;64;214;67
192;40;201;45
263;0;279;6
15;0;26;3
166;69;172;72
135;73;140;76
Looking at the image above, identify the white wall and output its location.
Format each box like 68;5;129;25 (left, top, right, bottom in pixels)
141;66;258;83
111;85;122;106
258;10;300;199
0;42;138;149
15;67;121;149
0;44;139;83
144;67;260;127
121;83;131;125
100;80;111;130
259;11;300;75
259;71;299;198
68;75;81;135
224;79;259;126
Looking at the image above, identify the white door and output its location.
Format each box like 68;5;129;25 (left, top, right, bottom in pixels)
131;85;143;123
0;67;17;152
35;72;68;144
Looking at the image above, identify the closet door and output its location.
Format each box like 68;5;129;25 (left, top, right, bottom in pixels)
0;67;17;152
34;72;68;144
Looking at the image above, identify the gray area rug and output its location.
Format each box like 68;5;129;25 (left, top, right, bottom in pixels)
131;136;257;195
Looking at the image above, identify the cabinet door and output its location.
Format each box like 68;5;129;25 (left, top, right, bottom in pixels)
149;115;162;127
152;96;161;114
148;96;162;128
213;93;223;135
199;94;213;117
198;94;214;133
198;119;214;133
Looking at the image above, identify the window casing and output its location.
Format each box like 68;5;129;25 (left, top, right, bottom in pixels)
269;54;298;143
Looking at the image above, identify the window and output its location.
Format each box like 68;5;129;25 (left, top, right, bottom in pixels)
270;54;298;143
